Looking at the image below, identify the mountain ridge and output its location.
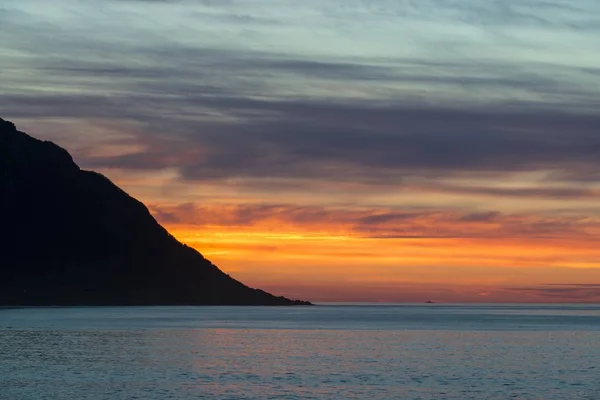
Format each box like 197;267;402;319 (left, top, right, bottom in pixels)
0;117;311;306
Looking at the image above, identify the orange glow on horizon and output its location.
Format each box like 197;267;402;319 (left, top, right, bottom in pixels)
77;163;600;304
163;222;600;303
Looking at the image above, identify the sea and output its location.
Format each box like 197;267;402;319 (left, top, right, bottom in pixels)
1;304;599;399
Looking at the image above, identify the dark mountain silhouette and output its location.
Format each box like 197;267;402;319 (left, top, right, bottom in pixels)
0;117;310;306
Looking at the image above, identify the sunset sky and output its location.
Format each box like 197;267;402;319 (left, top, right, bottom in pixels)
2;0;600;302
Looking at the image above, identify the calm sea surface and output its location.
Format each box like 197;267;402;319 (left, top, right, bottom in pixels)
1;304;599;399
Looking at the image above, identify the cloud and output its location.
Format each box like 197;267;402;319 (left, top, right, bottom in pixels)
147;202;600;239
8;95;600;185
3;0;600;205
505;284;600;301
2;0;600;110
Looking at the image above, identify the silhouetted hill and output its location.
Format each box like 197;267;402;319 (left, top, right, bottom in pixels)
0;117;310;306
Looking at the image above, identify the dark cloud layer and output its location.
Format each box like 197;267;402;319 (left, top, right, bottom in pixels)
6;92;600;190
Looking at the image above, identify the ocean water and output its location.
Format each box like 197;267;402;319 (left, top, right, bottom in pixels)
1;304;599;399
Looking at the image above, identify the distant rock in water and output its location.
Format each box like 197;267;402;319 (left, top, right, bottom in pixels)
0;117;311;306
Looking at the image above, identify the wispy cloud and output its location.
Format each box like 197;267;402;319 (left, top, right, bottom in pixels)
506;284;600;301
148;203;600;239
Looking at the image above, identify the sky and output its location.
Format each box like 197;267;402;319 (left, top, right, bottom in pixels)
2;0;600;303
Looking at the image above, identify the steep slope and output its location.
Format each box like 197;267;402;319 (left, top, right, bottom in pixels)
0;118;310;305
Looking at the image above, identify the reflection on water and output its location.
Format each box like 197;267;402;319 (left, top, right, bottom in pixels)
1;305;600;399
